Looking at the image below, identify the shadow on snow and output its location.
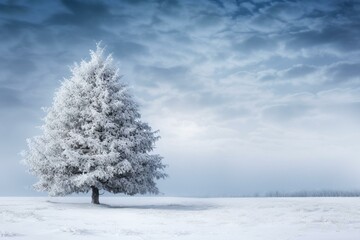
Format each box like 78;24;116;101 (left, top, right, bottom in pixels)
46;200;215;211
101;203;214;211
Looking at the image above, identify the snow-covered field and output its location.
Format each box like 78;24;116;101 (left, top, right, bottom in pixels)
1;197;359;239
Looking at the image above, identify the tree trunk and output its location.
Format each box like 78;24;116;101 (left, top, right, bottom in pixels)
91;186;100;204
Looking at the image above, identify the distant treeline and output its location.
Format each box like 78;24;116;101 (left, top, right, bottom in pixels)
263;190;360;197
192;190;360;198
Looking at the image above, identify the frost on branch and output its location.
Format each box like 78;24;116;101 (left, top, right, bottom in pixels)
23;45;167;197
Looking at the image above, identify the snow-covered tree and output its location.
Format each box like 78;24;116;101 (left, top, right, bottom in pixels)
22;44;167;204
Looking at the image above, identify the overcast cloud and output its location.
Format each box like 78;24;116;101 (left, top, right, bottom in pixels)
0;0;360;196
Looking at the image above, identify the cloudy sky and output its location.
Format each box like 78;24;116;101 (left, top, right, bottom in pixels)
1;0;360;196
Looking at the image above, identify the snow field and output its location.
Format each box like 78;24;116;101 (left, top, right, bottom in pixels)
1;197;360;240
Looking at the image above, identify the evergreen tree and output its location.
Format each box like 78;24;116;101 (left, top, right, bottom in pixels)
23;45;167;204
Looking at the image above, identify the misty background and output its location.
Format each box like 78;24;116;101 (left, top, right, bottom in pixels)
0;0;360;196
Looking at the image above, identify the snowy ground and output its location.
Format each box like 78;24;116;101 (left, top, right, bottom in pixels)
1;197;360;239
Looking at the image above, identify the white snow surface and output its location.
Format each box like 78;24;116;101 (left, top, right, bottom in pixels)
0;197;359;239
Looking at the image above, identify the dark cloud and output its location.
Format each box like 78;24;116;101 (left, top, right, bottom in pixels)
327;62;360;83
0;2;28;14
194;11;224;29
121;0;150;5
286;25;360;52
249;13;284;31
46;0;110;27
267;2;301;18
208;0;225;9
234;0;273;15
230;5;252;18
233;35;277;53
0;19;40;41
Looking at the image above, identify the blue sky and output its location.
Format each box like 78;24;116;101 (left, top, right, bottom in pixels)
0;0;360;196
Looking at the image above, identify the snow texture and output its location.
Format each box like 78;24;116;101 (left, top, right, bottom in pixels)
22;44;166;196
0;197;359;240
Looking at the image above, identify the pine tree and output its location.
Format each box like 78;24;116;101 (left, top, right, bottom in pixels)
23;44;167;204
